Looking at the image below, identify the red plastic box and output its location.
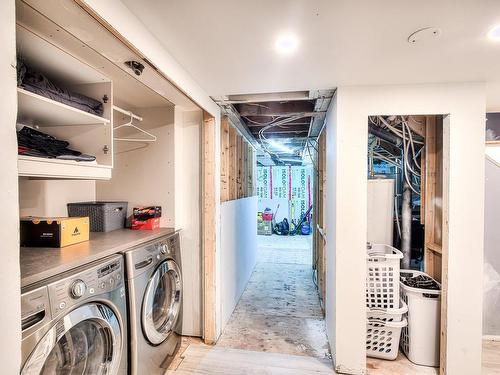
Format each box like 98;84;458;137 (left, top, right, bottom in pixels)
131;217;160;230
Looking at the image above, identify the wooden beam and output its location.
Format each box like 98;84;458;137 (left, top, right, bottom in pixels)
236;100;314;117
202;111;216;344
220;117;230;202
237;135;244;199
228;126;238;201
242;141;249;197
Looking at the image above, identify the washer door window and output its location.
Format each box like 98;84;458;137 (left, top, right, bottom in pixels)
22;303;121;375
142;259;182;345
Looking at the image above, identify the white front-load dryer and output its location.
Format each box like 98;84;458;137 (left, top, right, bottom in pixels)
20;254;128;375
124;233;182;375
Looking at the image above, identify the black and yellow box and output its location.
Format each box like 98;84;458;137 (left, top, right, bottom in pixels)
20;217;90;247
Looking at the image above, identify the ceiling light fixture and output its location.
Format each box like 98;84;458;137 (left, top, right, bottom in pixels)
267;139;293;153
488;25;500;41
275;34;299;54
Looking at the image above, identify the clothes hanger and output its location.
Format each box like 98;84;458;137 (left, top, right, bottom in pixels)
113;105;157;142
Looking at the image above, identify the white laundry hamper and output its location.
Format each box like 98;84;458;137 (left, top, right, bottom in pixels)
367;300;408;322
400;270;441;367
366;244;403;309
366;317;407;360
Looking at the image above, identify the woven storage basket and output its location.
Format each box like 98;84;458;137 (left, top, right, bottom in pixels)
68;201;128;232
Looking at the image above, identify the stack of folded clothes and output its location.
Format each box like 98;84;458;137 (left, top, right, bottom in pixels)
17;126;96;162
17;58;104;116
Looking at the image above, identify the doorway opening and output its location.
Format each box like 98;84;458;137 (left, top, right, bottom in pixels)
366;115;445;374
215;91;333;363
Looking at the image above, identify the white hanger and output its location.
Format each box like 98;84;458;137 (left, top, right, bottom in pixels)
113;105;157;142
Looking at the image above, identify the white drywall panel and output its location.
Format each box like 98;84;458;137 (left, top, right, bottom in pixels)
0;0;21;372
484;157;500;336
97;107;175;227
367;179;394;245
81;0;220;117
220;197;258;331
325;92;367;375
174;107;203;336
325;83;485;374
18;180;96;217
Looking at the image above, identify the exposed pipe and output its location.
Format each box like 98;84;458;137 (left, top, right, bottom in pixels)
368;124;402;147
401;181;412;269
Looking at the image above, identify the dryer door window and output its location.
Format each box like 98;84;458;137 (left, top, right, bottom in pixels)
21;303;122;375
142;259;182;345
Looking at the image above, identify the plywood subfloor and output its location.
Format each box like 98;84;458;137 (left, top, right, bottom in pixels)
482;339;500;375
216;235;329;360
166;344;334;375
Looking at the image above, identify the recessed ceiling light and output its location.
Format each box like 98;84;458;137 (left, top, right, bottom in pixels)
275;34;299;54
488;25;500;41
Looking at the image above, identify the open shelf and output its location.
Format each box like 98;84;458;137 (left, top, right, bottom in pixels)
17;88;109;127
18;155;112;180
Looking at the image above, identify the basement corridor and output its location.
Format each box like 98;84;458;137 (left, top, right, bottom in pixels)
217;235;330;358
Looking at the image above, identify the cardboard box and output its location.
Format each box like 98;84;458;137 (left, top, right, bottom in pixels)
131;217;160;231
20;217;90;247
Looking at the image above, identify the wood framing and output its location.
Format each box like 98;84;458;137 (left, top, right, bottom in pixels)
315;132;327;306
220;115;256;203
202;111;217;344
424;116;444;281
422;115;449;375
220;117;230;203
228;126;238;201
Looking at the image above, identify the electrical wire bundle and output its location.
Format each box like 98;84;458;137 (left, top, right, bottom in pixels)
369;115;424;195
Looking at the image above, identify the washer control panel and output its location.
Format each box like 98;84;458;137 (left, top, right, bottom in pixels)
48;257;123;316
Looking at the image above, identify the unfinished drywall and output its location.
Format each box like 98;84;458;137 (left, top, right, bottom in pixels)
18;180;96;217
220;196;258;330
484;156;500;337
325;83;485;375
0;0;21;372
97;107;175;227
174;107;203;336
80;0;219;117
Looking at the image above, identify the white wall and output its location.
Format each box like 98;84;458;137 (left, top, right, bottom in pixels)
484;156;500;336
220;197;258;331
174;108;203;336
97;107;176;227
0;0;21;372
325;83;485;375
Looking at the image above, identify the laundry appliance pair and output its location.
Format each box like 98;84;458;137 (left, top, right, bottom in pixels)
20;232;183;375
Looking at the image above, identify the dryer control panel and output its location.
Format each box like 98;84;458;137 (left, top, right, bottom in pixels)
48;256;124;317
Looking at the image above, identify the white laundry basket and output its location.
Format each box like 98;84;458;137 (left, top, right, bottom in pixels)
366;317;408;360
366;244;403;309
367;300;408;323
400;270;441;367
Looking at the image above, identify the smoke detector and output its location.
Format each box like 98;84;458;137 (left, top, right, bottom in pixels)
408;27;441;44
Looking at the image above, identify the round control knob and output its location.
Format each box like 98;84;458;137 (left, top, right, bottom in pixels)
160;244;168;254
70;280;87;299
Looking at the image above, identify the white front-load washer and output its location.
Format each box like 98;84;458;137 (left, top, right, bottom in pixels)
124;233;182;375
20;254;128;375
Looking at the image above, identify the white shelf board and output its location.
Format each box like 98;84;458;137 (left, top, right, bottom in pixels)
17;88;110;127
18;155;112;180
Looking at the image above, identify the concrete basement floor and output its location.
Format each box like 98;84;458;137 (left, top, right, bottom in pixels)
216;234;330;359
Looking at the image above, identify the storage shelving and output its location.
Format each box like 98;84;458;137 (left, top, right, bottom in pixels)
16;24;113;180
17;88;110;127
18;155;112;180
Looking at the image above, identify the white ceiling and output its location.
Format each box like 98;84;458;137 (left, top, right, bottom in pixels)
122;0;500;110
